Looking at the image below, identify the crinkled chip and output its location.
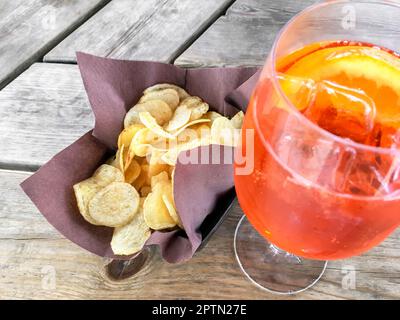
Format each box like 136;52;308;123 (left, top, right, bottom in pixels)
111;203;151;256
88;182;140;227
124;100;172;128
140;89;179;111
231;111;244;129
144;83;190;101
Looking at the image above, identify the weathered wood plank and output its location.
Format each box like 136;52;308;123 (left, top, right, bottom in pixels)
0;170;60;240
44;0;234;63
176;0;400;68
175;0;315;68
227;0;316;19
0;0;109;89
0;63;93;170
175;16;278;68
1;168;399;299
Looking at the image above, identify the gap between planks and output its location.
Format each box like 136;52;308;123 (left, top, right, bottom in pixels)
170;0;237;64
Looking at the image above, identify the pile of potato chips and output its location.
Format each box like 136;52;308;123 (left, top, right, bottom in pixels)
74;84;243;256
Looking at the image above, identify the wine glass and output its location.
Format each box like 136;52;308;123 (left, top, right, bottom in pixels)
234;0;400;294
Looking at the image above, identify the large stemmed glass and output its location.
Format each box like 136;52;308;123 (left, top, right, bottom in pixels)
234;0;400;294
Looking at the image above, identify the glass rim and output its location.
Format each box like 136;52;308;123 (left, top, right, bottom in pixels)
265;0;400;157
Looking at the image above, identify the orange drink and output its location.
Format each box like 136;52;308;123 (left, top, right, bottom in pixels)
233;1;400;294
235;41;400;260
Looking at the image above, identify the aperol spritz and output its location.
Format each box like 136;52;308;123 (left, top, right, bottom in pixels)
234;1;400;294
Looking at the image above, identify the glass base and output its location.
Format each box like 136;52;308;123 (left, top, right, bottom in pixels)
234;216;327;295
106;247;150;280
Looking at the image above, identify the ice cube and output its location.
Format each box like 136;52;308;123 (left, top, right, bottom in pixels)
278;73;317;111
338;151;400;196
303;80;377;144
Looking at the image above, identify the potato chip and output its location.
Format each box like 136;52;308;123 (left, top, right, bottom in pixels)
182;97;209;121
73;165;124;225
151;171;169;188
151;173;182;228
129;128;154;157
140;186;152;197
211;117;241;146
132;164;149;190
115;145;125;171
93;164;124;185
161;138;209;166
165;105;192;132
111;202;151;256
140;89;179;111
155;176;180;224
203;111;222;120
124;100;172;128
194;123;212;141
88;182;140;227
162;195;182;229
125;158;141;184
105;155;117;166
181;96;201;107
139;112;175;139
143;190;176;230
144;84;190;101
118;124;144;150
148;149;170;179
73;179;103;225
119;126;145;170
168;166;175;178
231;111;245;129
136;156;147;165
171;119;211;137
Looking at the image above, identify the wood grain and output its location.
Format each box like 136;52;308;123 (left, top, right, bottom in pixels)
175;16;278;68
44;0;234;63
0;0;109;89
227;0;316;19
0;63;93;170
175;0;314;67
2;0;400;300
176;0;400;67
1;169;399;300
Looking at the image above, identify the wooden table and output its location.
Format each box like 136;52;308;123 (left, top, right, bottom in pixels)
1;0;399;300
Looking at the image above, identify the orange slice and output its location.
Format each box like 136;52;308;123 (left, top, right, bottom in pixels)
281;45;400;127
